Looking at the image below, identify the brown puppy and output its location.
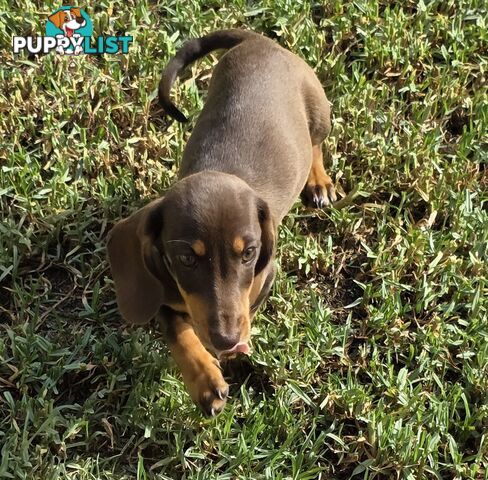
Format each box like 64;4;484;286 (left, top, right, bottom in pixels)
107;29;336;416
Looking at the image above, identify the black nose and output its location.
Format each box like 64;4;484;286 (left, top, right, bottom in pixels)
76;16;84;23
210;330;239;351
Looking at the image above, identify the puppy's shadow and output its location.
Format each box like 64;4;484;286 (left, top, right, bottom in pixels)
221;355;273;397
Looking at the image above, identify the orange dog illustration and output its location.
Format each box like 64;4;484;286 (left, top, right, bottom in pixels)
48;8;86;38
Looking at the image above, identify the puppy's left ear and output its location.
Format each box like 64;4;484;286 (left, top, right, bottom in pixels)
48;10;66;29
255;198;275;275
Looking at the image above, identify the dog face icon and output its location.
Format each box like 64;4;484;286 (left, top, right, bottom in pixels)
48;7;86;37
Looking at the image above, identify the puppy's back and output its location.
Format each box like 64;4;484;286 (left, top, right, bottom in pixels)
180;37;315;219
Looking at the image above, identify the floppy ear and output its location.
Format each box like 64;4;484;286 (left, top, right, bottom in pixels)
107;198;166;325
48;10;66;29
255;198;275;275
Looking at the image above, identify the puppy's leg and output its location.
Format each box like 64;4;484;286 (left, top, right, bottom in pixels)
301;144;337;208
164;312;229;416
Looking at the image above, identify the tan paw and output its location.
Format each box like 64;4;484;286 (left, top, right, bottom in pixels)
184;357;229;416
301;174;337;208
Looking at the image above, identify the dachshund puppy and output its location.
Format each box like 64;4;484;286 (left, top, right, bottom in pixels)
107;29;335;416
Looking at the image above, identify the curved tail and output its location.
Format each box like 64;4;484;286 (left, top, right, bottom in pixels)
158;29;257;122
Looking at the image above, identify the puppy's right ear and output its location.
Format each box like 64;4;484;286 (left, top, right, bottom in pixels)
107;198;165;325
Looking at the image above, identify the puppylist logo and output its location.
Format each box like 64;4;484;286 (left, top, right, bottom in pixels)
12;6;132;55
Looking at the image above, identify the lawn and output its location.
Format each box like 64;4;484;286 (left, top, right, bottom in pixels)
0;0;487;478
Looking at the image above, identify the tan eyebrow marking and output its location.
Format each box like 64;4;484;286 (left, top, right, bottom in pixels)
233;237;245;255
192;240;206;256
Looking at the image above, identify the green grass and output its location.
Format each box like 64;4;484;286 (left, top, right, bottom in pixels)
0;0;487;478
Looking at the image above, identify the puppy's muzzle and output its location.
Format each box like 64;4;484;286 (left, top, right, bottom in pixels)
210;328;240;351
208;313;249;355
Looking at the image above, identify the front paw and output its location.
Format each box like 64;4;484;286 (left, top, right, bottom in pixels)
184;358;229;416
301;175;337;208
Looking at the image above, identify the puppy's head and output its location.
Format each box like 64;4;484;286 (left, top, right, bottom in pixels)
107;172;275;356
48;8;86;33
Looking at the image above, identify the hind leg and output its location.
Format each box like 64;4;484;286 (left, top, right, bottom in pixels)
301;144;337;208
299;68;336;208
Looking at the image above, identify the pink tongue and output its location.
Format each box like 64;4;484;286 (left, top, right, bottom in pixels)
66;27;73;37
225;342;250;355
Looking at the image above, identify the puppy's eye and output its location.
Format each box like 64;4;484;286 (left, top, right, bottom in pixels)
178;254;196;268
242;246;256;263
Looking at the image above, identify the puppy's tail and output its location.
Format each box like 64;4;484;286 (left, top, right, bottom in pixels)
158;29;257;122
